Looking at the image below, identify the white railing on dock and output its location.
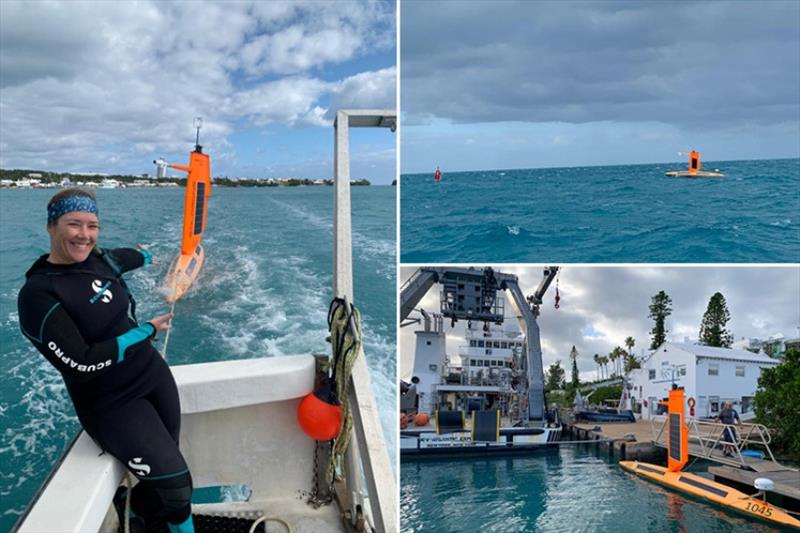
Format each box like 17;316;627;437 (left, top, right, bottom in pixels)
650;417;779;467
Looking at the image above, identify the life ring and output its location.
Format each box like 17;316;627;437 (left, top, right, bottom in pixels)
687;397;696;408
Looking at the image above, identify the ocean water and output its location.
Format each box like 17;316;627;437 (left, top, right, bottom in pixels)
400;159;800;263
400;445;779;533
0;186;396;530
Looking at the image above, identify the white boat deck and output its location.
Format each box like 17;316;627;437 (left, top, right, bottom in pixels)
18;355;349;533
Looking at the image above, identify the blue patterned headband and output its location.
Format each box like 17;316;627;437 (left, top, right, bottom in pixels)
47;196;99;224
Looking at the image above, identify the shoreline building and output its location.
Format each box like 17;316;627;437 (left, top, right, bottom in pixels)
629;342;779;420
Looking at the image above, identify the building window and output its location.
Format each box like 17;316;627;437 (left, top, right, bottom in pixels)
470;359;476;366
478;341;484;348
708;364;719;376
501;342;508;349
485;348;492;355
648;369;656;380
709;397;720;413
470;340;477;347
736;366;745;377
678;366;686;376
741;396;753;414
429;364;437;372
493;341;500;348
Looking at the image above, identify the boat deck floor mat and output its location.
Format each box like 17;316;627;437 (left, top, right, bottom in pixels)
145;513;269;533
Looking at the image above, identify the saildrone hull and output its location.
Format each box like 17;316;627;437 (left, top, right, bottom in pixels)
665;170;724;177
164;244;204;304
620;461;800;529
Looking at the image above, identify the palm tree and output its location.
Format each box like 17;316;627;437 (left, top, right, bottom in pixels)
600;355;609;379
625;336;635;358
593;354;601;381
608;349;617;378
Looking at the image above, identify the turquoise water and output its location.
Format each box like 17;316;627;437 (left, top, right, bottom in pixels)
0;186;396;530
400;158;800;263
400;445;779;533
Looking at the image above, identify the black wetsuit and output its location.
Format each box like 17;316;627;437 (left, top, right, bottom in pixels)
18;248;192;527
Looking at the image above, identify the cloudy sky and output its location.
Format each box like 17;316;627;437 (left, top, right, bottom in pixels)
401;0;800;174
400;266;800;381
0;1;396;182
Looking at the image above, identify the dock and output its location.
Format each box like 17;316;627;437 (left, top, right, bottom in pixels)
566;420;663;461
565;418;800;511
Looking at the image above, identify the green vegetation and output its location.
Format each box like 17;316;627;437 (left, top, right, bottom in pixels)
699;292;733;347
649;290;673;349
545;360;565;392
589;385;623;406
569;346;580;388
754;348;800;462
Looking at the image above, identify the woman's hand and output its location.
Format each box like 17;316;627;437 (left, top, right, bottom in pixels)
137;244;159;265
148;312;174;334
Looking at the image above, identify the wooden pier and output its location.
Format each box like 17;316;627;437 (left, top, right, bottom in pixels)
565;419;800;511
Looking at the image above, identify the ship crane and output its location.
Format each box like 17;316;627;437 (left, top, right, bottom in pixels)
400;266;559;421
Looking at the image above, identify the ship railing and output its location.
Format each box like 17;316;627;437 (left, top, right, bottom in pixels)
333;110;396;533
650;416;779;468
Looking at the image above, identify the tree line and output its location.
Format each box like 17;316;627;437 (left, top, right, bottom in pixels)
545;290;735;397
0;169;371;187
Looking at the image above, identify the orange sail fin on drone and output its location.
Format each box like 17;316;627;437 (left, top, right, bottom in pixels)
163;123;212;304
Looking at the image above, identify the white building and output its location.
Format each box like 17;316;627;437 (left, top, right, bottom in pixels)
630;342;779;420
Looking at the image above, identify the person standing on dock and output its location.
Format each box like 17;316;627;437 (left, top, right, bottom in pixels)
716;402;741;457
17;188;195;533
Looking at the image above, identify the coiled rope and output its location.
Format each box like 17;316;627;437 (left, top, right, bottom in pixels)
326;297;362;484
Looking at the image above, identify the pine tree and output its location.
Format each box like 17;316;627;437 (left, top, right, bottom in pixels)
649;290;673;349
569;345;580;387
545;361;565;392
699;292;733;347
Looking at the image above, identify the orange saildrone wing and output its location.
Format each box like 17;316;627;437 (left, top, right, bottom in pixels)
164;147;212;304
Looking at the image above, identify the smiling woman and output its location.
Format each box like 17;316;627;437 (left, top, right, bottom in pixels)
16;188;193;533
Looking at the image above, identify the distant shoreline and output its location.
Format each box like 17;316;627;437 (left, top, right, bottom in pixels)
0;169;373;188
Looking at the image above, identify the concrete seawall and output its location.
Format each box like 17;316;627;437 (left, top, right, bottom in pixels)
564;419;664;462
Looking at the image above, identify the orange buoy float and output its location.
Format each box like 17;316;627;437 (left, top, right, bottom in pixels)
414;413;430;426
297;378;342;441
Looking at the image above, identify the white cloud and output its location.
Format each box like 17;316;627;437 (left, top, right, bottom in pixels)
0;0;395;176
